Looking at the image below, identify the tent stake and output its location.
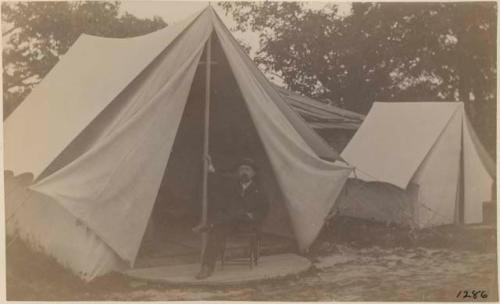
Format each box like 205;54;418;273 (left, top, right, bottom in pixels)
200;34;212;259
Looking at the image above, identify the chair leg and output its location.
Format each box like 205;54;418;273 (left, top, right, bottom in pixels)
220;237;226;270
250;235;258;268
249;251;254;269
249;240;254;269
255;238;261;266
218;230;261;270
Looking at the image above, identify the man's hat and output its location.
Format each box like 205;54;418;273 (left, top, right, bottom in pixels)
237;157;258;172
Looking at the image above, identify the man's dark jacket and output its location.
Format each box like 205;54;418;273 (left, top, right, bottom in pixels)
208;173;269;225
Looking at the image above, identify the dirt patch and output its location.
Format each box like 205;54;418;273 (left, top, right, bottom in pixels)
311;246;497;301
6;237;133;300
6;216;498;301
312;215;497;254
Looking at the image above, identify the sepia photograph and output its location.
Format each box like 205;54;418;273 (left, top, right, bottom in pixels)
1;0;498;301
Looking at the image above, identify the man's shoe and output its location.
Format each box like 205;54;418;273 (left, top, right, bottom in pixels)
195;265;213;280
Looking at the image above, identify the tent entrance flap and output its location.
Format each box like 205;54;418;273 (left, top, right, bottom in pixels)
139;33;294;258
208;33;294;238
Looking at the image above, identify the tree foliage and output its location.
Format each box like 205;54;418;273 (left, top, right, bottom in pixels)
220;2;496;156
2;1;166;117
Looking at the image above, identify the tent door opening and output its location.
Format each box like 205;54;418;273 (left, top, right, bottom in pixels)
135;33;295;267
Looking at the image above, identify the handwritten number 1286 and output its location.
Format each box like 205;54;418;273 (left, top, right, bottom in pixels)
457;290;488;300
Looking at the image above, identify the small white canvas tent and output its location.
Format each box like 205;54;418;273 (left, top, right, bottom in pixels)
335;102;495;228
4;7;352;280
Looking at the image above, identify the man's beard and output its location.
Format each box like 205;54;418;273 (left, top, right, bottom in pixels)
239;173;251;183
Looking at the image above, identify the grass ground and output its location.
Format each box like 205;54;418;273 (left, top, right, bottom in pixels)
6;216;498;301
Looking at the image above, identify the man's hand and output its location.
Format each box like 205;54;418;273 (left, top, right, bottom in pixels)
206;154;215;173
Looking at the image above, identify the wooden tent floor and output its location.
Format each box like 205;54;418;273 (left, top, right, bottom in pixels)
123;253;311;286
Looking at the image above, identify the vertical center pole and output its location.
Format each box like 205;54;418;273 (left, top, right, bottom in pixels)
458;118;465;224
201;34;212;257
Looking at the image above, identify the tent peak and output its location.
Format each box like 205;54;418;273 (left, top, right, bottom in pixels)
204;3;216;11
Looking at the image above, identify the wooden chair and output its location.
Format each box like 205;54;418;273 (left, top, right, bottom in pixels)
220;225;262;269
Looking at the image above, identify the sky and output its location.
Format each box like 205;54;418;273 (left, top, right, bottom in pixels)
119;1;352;84
120;1;351;23
120;1;259;54
0;1;352;87
120;1;352;57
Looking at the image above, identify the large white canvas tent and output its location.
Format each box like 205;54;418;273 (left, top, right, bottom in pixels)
4;7;352;280
335;102;495;228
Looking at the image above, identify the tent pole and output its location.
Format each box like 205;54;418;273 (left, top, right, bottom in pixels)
458;118;465;224
201;34;212;258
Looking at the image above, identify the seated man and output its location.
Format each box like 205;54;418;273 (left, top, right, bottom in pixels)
192;156;270;279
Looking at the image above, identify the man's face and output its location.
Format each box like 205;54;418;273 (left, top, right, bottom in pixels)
238;164;255;183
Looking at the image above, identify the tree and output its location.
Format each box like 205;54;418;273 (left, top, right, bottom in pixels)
220;2;496;156
2;1;166;118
